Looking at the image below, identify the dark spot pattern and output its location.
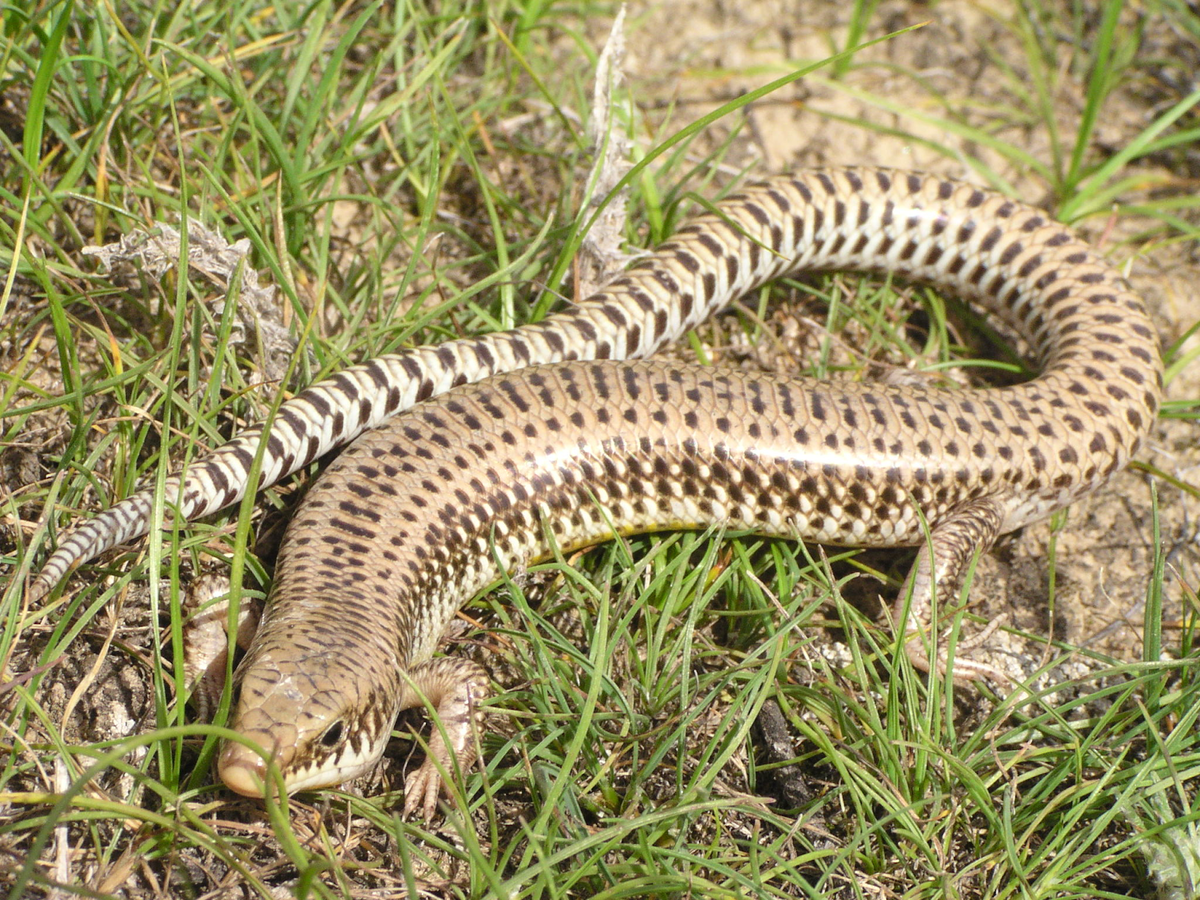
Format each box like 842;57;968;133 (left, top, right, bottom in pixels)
31;169;1163;796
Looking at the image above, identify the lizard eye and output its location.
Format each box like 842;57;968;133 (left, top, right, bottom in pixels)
320;721;345;748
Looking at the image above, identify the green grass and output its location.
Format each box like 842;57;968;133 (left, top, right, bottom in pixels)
2;1;1200;898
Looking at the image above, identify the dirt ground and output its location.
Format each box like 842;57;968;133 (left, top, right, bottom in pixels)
607;0;1198;676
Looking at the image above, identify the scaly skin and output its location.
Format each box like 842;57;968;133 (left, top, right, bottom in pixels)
193;171;1159;814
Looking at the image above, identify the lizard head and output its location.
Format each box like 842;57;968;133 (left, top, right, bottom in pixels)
217;630;402;798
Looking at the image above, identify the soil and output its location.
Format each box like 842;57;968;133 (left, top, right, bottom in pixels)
612;0;1198;676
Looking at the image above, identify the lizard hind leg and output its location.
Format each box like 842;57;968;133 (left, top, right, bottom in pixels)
896;496;1007;683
